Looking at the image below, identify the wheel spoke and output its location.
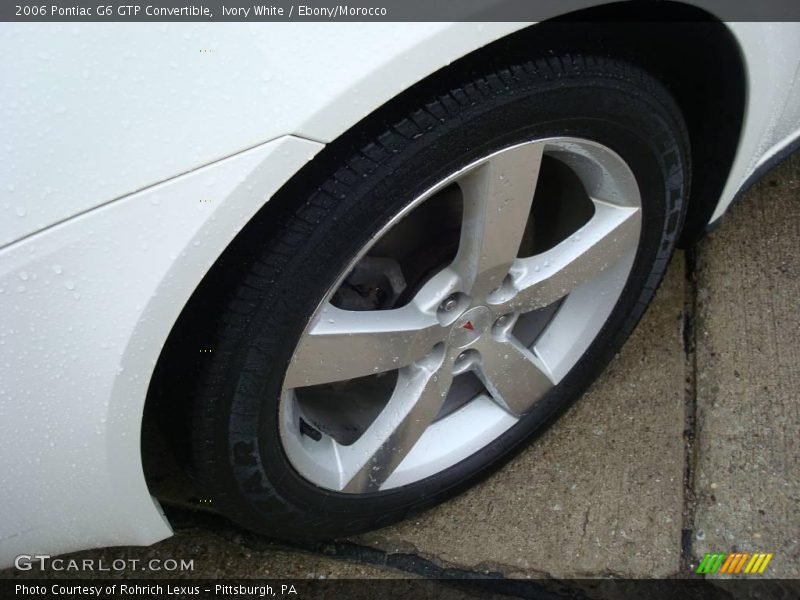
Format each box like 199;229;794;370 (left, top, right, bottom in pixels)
493;200;640;314
339;350;453;492
451;142;544;300
284;304;445;388
473;335;554;416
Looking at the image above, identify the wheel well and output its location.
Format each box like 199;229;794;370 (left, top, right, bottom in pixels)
142;2;745;504
545;3;746;246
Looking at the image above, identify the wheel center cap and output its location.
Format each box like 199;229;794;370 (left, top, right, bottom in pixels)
449;306;491;348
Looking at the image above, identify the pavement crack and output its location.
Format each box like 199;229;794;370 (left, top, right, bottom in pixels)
580;507;590;539
162;506;574;596
680;247;700;575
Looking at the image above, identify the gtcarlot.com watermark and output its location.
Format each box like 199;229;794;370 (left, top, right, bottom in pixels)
14;554;194;572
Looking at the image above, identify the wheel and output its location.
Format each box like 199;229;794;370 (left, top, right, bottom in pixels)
192;54;690;539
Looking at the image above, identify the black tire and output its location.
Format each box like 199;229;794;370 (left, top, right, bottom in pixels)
192;54;690;540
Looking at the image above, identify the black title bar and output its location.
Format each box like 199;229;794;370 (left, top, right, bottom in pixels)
3;0;800;22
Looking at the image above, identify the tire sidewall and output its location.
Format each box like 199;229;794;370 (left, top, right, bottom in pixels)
202;65;688;538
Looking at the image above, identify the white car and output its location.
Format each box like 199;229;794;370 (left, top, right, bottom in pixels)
2;11;800;566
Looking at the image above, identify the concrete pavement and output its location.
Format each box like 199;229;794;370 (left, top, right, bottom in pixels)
691;154;799;578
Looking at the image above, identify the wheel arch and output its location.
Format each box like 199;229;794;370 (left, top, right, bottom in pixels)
143;2;746;500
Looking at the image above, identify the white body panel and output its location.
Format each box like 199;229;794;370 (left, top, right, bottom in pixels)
0;22;524;246
714;23;800;221
1;19;799;566
0;135;322;563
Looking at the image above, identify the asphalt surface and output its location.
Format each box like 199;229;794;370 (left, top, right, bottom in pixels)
2;153;798;581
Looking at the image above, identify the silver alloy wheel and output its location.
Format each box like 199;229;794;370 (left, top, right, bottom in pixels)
279;137;642;493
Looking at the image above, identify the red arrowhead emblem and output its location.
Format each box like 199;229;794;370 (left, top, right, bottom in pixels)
462;321;475;331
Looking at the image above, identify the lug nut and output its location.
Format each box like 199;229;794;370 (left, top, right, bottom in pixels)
453;350;477;374
495;314;511;328
441;296;459;312
454;351;471;371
